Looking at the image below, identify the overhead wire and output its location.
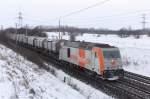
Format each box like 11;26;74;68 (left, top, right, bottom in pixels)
23;0;111;23
23;8;150;25
21;0;150;28
61;9;150;21
58;0;111;19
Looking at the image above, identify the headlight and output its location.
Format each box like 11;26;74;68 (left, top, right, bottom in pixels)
111;59;116;65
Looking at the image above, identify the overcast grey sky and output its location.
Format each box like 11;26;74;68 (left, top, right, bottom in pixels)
0;0;150;29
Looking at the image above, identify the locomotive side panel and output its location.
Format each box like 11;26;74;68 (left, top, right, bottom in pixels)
78;49;93;70
83;50;91;70
59;46;79;66
92;47;105;75
70;47;78;65
59;46;68;62
59;46;100;74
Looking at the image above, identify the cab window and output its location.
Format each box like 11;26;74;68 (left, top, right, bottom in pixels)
103;50;120;58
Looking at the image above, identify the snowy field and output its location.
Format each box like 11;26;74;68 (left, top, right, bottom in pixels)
0;44;112;99
47;32;150;77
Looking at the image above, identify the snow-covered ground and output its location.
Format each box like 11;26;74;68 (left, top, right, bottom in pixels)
46;32;69;40
46;32;150;77
0;44;112;99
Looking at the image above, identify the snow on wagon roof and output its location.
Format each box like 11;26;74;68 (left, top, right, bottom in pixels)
64;40;116;49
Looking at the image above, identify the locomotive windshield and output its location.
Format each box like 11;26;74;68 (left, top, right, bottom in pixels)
103;50;121;58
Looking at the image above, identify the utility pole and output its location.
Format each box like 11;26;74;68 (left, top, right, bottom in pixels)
1;25;3;31
59;20;61;39
25;24;28;36
141;14;147;33
18;12;23;28
15;23;18;34
15;23;18;44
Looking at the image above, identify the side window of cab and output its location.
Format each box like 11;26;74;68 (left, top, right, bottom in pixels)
95;52;98;58
67;48;70;58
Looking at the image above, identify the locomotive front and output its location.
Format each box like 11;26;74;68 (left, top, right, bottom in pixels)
102;48;124;80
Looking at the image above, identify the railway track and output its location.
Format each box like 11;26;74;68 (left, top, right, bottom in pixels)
121;71;150;99
0;34;150;99
124;71;150;85
117;78;150;99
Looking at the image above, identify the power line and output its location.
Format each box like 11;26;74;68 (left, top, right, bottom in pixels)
20;0;150;29
58;0;111;19
22;0;111;30
62;8;150;21
23;8;150;25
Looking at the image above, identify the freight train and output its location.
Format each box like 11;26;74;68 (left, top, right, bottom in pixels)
8;33;124;80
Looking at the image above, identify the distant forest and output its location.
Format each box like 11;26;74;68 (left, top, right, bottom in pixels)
3;25;150;38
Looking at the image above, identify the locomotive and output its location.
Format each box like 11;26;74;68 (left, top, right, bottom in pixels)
8;33;124;80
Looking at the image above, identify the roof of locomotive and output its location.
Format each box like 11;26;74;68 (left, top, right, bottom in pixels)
63;40;116;49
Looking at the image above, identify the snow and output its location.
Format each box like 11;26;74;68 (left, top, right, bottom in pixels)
46;32;69;40
45;64;112;99
0;44;85;99
0;43;112;99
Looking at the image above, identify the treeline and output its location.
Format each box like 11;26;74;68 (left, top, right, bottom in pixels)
42;26;150;36
4;26;47;37
3;25;150;38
